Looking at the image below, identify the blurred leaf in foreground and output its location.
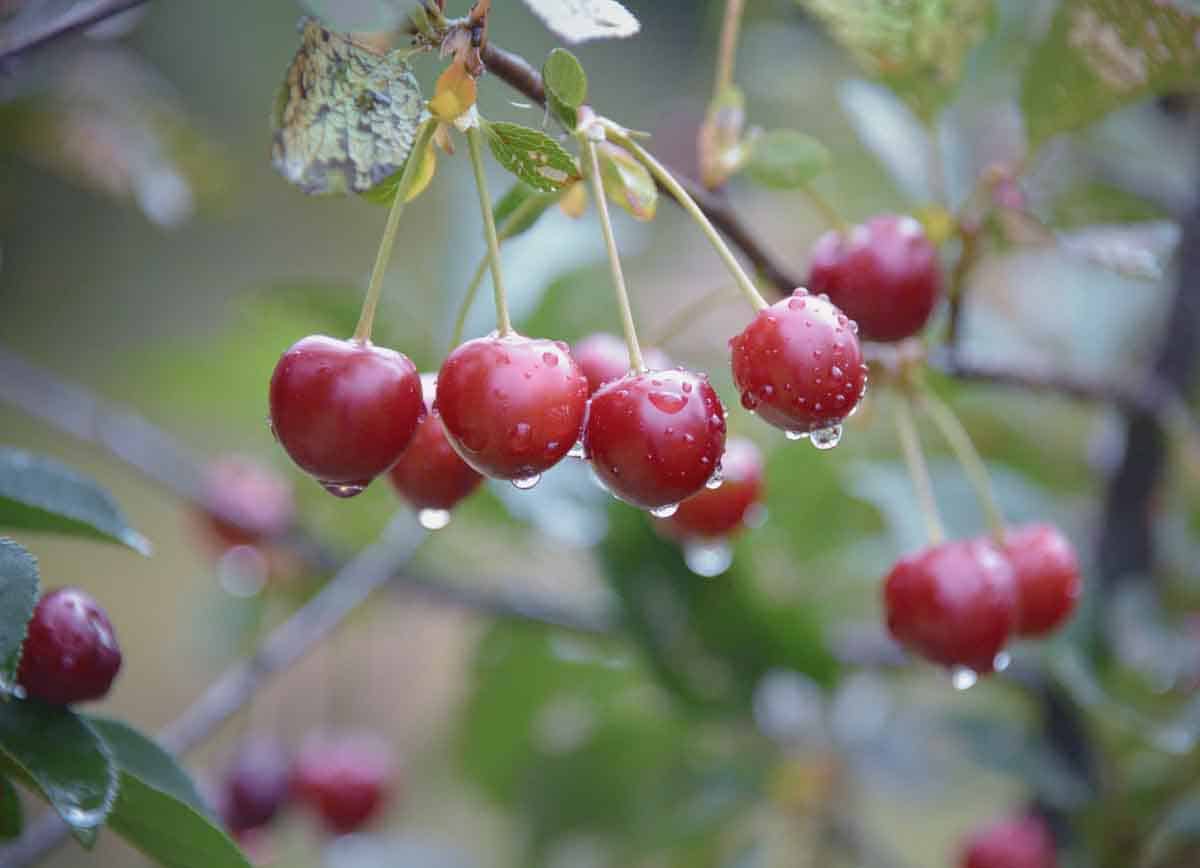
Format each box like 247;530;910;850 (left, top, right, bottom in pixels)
521;0;640;44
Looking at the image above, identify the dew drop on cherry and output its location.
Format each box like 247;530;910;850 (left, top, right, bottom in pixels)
809;424;844;450
683;540;734;577
320;481;367;498
417;508;452;530
951;666;978;691
785;430;808;441
511;474;541;491
649;502;679;518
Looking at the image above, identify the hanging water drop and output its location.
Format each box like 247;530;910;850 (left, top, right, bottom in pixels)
683;540;733;577
705;463;724;490
809;424;843;450
511;474;541;491
567;440;587;460
320;481;367;498
649;502;679;518
950;666;978;691
992;650;1012;673
785;430;808;441
418;508;452;530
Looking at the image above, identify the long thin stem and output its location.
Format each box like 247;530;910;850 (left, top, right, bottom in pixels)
800;185;849;234
917;386;1006;543
465;125;514;336
603;121;769;313
712;0;745;101
583;134;644;370
652;284;738;347
893;394;946;546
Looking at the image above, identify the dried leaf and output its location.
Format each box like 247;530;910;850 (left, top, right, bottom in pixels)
428;60;477;123
521;0;640;44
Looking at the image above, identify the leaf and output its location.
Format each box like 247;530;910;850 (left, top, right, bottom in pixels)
745;130;831;190
358;117;439;205
0;701;117;843
697;86;751;189
838;79;935;202
429;60;478;123
0;540;38;690
86;717;251;868
0;777;22;840
1049;181;1168;229
482;121;580;193
543;48;588;128
0;448;149;555
597;141;658;221
798;0;994;121
521;0;640;44
1022;0;1200;147
493;183;561;240
271;18;426;195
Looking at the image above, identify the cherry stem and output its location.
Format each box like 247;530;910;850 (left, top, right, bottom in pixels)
603;120;769;313
713;0;745;101
893;393;946;546
353;118;437;343
917;386;1006;544
800;185;849;235
465;124;514;336
582;133;645;371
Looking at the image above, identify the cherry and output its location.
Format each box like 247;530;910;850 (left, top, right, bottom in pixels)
388;374;484;514
961;814;1056;868
572;332;671;395
199;456;295;550
883;538;1016;674
729;290;868;439
1002;523;1081;637
17;587;122;705
807;214;942;342
436;332;589;482
658;436;764;539
268;335;424;496
290;731;395;835
585;369;727;510
222;737;291;834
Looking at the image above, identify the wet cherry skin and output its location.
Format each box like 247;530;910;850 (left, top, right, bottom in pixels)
572;332;671;395
388;374;483;511
199;455;296;550
290;731;395;836
658;436;764;539
1002;523;1082;637
961;814;1056;868
17;587;122;705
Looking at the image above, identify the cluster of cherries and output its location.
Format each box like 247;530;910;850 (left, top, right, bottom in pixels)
15;586;122;706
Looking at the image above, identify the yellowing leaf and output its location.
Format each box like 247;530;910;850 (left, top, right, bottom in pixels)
597;141;657;221
521;0;640;44
482;121;581;192
697;85;749;189
559;180;588;217
429;60;478;123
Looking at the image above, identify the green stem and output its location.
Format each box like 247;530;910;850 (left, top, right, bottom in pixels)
893;393;945;546
800;185;849;234
582;134;644;370
465;124;513;336
603;120;768;313
917;386;1006;543
713;0;745;101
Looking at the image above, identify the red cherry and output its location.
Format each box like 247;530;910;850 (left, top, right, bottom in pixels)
883;538;1016;673
585;369;727;510
659;436;764;539
729;291;867;438
962;814;1056;868
291;731;395;836
199;456;295;550
269;335;424;496
572;333;671;395
1002;524;1081;637
436;332;589;481
807;214;943;342
17;587;122;705
388;374;483;514
222;737;291;834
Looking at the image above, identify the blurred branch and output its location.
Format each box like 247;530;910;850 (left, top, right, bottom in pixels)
0;0;151;62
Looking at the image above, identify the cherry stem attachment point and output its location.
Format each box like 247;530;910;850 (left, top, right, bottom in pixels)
602;119;769;314
465;124;514;336
713;0;745;101
893;392;946;546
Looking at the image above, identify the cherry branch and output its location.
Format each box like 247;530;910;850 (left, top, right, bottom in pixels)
0;0;151;63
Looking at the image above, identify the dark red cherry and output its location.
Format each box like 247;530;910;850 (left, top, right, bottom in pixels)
658;436;764;539
199;456;295;550
962;814;1056;868
435;332;589;481
291;731;395;836
222;737;291;834
807;214;943;342
1002;523;1081;637
572;333;671;395
388;374;483;513
585;369;727;510
269;335;424;496
883;538;1016;674
729;291;867;437
17;587;122;705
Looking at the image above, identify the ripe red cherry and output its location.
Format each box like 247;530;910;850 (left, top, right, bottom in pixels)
199;456;295;550
883;538;1017;674
222;737;291;834
658;436;764;539
585;369;727;510
269;335;424;496
436;332;589;481
572;333;671;395
961;814;1056;868
807;214;942;342
388;374;483;515
1002;524;1081;637
729;290;868;439
17;587;122;705
291;731;395;835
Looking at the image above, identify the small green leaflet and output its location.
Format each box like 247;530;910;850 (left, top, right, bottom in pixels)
521;0;640;44
483;121;580;193
493;183;562;239
597;142;658;221
746;130;831;190
0;539;37;691
272;17;425;195
543;48;588;127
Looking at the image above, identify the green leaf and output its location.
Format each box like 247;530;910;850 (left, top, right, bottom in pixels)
798;0;993;121
597;142;658;221
0;539;38;690
85;717;251;868
1022;0;1200;147
543;48;588;128
745;130;831;190
0;449;149;555
0;777;22;840
0;701;117;844
493;183;562;240
1049;181;1168;229
483;121;580;193
520;0;640;44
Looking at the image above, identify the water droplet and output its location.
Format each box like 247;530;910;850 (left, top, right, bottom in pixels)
62;805;106;829
320;481;367;498
705;463;724;490
649;503;679;518
951;666;978;691
785;430;808;441
793;287;808;296
741;391;759;410
992;651;1012;673
681;381;693;393
542;351;559;366
648;391;687;414
683;540;733;577
568;440;587;459
817;292;829;302
831;365;844;380
512;474;541;490
788;297;806;310
508;422;534;453
809;424;843;450
418;508;452;530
